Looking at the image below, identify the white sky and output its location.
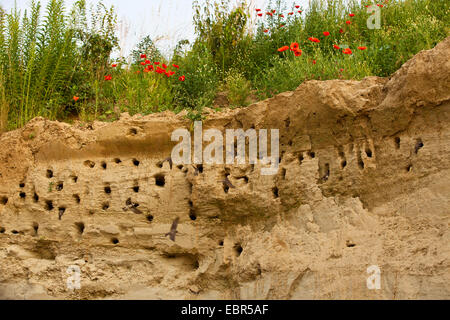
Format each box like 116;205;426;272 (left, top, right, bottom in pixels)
1;0;310;57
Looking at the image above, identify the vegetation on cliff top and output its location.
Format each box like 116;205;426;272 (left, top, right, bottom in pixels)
0;0;448;131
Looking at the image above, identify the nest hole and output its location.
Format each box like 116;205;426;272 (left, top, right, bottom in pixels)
132;159;140;166
0;227;5;233
155;174;165;187
272;187;279;198
19;192;26;199
32;223;39;235
19;183;25;188
133;186;140;193
111;238;119;245
104;186;112;194
308;151;315;159
73;194;81;204
341;160;347;169
394;137;401;149
75;222;85;235
114;158;122;164
234;244;243;256
46;170;53;178
365;148;373;158
101;161;107;170
189;209;197;221
33;193;39;203
129;128;138;135
102;203;110;211
146;215;154;222
45;200;54;211
56;182;64;191
84;160;95;168
0;197;8;205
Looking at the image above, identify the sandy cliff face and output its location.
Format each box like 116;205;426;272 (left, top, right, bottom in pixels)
0;37;449;300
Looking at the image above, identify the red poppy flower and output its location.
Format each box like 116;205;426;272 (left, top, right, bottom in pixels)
280;24;285;28
308;37;320;43
278;46;289;52
179;75;185;82
263;29;269;33
73;96;79;102
173;64;179;69
298;10;302;13
333;44;340;49
257;13;262;17
358;46;367;50
266;12;273;16
342;48;352;55
165;70;175;77
143;68;150;73
294;49;302;57
346;20;351;25
140;54;147;59
136;70;140;74
377;4;383;7
148;65;154;71
279;14;284;18
154;62;160;65
339;28;344;33
256;9;261;12
272;9;276;13
111;64;117;68
104;75;112;81
288;12;294;15
295;5;300;8
140;62;146;66
290;42;299;51
162;63;168;69
340;68;344;72
323;31;330;36
144;60;150;65
312;60;316;65
155;67;165;74
349;13;355;17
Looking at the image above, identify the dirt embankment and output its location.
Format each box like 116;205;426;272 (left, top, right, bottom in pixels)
0;37;449;300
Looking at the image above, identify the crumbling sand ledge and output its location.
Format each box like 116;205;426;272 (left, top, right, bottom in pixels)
0;37;449;300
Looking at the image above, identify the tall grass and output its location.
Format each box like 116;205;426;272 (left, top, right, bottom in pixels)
0;0;117;130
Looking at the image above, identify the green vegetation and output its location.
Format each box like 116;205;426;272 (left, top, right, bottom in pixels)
0;0;448;131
